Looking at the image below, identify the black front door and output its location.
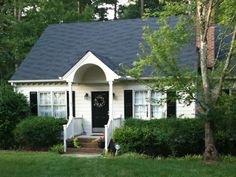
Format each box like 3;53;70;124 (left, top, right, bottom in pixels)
92;91;109;133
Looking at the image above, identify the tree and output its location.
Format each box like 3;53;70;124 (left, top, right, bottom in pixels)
127;0;236;161
93;0;119;21
78;4;95;22
119;0;185;19
0;0;82;81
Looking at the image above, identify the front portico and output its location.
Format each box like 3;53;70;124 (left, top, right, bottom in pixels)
62;51;122;151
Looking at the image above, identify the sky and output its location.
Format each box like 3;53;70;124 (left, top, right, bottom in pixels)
105;0;129;19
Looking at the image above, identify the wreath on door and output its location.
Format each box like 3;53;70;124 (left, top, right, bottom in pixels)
94;95;106;108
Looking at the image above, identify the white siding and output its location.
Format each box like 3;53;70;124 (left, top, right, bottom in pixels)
176;99;195;118
15;81;196;135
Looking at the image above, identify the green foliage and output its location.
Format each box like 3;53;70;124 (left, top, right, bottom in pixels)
113;118;205;157
50;144;64;154
118;152;149;159
14;116;66;150
78;5;95;22
212;95;236;155
72;138;81;148
179;154;202;161
113;118;236;157
119;4;141;19
0;84;30;149
119;0;187;19
0;0;80;81
221;155;236;163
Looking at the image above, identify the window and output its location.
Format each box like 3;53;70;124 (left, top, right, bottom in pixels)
38;91;66;118
134;91;148;119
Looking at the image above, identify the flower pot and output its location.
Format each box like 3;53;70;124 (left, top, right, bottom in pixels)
98;141;105;148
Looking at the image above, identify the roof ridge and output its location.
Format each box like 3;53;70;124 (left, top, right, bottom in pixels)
47;17;157;27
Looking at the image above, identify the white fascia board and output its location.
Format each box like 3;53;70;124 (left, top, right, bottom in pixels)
8;79;65;83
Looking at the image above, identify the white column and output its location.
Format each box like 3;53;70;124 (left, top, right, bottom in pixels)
63;125;67;152
68;82;73;120
108;80;113;121
104;124;108;151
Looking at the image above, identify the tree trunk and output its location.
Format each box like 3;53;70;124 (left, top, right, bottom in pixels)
203;120;219;161
197;0;219;161
140;0;144;17
14;0;17;19
78;1;80;15
114;2;117;20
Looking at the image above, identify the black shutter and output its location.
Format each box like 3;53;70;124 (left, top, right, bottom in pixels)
30;92;38;115
167;91;176;118
72;91;75;117
67;91;69;118
67;91;76;117
124;90;133;119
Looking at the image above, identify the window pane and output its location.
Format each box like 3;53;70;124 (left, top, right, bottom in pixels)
134;91;148;119
151;105;158;118
39;106;51;117
151;91;160;118
53;91;66;118
151;91;159;104
39;92;51;105
53;106;66;118
53;92;65;105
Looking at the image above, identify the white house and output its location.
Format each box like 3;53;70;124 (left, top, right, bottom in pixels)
9;18;198;151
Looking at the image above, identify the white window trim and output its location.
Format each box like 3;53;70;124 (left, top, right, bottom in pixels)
37;91;67;118
132;90;166;119
132;90;149;119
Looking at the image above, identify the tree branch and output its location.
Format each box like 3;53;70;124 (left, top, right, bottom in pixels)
229;64;236;73
215;25;236;101
203;0;214;41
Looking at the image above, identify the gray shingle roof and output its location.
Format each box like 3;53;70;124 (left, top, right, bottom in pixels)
11;18;198;81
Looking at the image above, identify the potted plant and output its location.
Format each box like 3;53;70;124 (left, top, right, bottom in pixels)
97;136;105;148
73;138;81;148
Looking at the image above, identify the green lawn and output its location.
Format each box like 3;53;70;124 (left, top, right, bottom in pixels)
0;151;235;177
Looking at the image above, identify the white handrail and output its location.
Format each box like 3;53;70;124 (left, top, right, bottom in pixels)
104;117;123;151
63;117;83;152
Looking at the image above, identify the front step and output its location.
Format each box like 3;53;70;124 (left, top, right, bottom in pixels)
66;136;104;155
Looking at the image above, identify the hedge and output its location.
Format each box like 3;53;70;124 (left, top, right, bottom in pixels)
113;118;236;157
14;116;67;150
0;84;30;149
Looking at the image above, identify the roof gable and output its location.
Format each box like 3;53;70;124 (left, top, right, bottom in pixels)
62;51;120;82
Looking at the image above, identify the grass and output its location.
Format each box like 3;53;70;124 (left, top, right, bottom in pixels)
0;151;236;177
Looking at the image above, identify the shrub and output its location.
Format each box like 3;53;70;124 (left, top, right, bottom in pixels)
73;138;81;148
113;118;236;157
14;116;66;150
113;118;205;157
0;84;30;149
211;95;236;155
50;144;64;154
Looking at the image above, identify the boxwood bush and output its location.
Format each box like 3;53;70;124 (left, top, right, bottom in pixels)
113;118;236;157
14;116;67;150
113;119;204;157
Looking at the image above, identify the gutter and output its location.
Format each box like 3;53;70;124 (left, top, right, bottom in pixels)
8;79;66;84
